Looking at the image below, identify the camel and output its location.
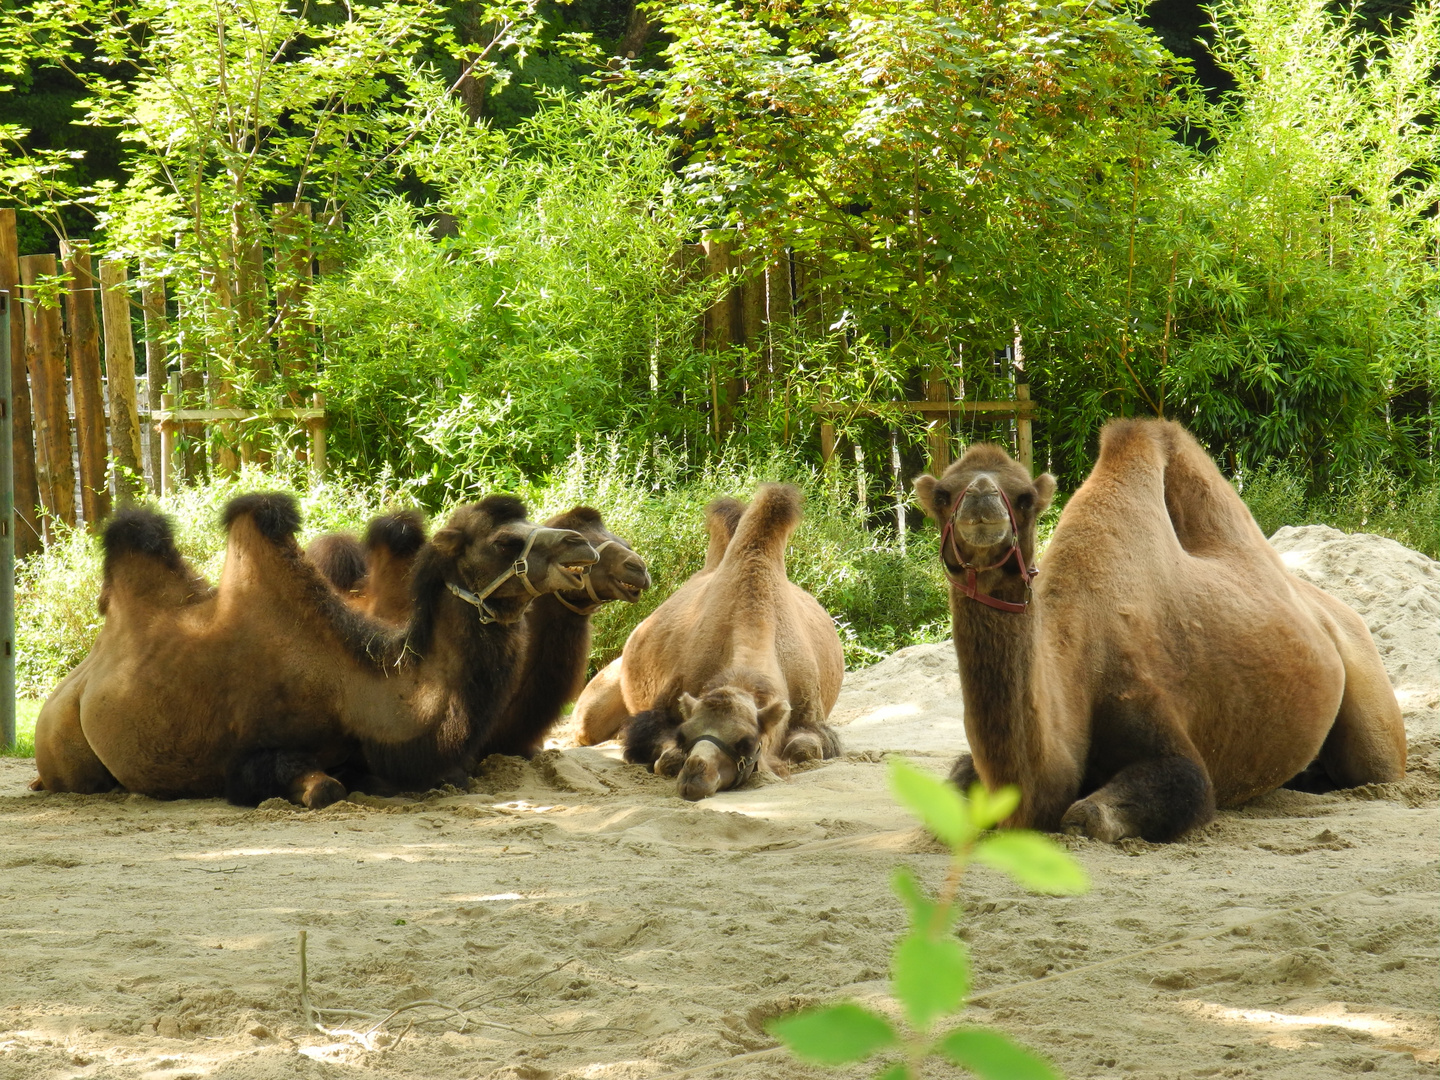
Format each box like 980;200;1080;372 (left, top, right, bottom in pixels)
305;510;427;624
574;497;743;746
612;485;845;800
914;418;1406;843
31;493;598;807
342;506;652;788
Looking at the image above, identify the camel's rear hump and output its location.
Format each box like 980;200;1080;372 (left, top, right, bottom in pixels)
99;508;210;614
720;484;802;566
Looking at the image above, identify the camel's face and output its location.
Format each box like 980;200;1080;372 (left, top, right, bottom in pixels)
436;502;599;607
914;445;1058;569
659;689;789;801
546;508;652;605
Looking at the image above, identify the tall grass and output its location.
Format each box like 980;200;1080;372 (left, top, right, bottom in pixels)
1239;463;1439;557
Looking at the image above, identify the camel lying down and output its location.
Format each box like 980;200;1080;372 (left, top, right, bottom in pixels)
32;493;599;806
595;485;845;800
915;418;1406;842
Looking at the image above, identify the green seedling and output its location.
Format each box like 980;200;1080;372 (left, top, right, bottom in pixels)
768;758;1090;1079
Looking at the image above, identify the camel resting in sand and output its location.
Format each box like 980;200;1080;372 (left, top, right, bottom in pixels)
914;418;1406;842
32;494;598;806
317;506;651;789
613;485;844;800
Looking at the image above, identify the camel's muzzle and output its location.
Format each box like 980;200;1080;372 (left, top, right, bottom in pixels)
940;479;1037;615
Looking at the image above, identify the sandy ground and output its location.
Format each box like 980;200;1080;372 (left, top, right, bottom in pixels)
0;526;1435;1080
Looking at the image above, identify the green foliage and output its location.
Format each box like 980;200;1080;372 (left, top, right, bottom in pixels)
1;701;43;757
767;760;1087;1078
1239;463;1439;558
316;94;719;495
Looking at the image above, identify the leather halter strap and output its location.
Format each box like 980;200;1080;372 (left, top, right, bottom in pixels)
447;525;579;625
554;540;621;616
940;484;1038;615
689;733;758;787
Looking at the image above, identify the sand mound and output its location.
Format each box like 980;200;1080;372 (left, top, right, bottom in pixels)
0;528;1434;1080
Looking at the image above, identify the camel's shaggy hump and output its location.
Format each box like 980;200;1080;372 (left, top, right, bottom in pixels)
365;509;427;559
307;533;367;593
103;507;184;572
221;492;302;543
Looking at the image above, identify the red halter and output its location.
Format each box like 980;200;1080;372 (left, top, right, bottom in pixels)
939;484;1037;615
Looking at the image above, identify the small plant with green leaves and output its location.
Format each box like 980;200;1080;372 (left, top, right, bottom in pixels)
768;758;1089;1079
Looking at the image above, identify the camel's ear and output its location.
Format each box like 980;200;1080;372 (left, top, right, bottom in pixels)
913;474;945;521
1033;473;1058;517
756;699;791;734
677;692;700;721
431;526;465;558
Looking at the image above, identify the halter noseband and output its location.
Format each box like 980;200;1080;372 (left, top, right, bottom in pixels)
689;733;758;787
554;540;621;616
448;525;581;625
939;483;1038;615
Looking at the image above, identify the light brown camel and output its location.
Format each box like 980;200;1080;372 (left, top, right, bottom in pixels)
914;418;1406;842
615;486;844;800
32;494;597;806
334;506;651;788
574;497;744;746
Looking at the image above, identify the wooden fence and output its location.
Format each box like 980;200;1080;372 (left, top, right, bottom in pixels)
0;208;329;552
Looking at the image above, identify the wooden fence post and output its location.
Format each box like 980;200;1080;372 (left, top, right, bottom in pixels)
139;259;168;490
176;294;206;483
99;259;143;500
18;254;76;535
62;241;110;530
1016;383;1033;475
158;391;176;496
274;201;314;403
0;211;41;556
924;365;952;476
308;392;326;479
700;233;734;441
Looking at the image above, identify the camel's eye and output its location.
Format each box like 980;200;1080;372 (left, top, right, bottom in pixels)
1015;492;1034;511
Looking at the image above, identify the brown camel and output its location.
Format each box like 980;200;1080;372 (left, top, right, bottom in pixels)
342;506;652;788
305;510;427;624
32;494;597;806
574;497;744;746
615;485;845;800
914;419;1406;842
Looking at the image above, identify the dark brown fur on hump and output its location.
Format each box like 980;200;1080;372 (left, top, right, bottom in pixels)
306;532;367;593
99;507;212;613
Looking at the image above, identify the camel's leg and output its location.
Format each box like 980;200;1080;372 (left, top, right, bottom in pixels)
575;659;628;746
622;709;675;767
225;749;346;809
34;672;119;794
948;753;979;791
1060;755;1214;842
1061;697;1215;843
1308;596;1407;788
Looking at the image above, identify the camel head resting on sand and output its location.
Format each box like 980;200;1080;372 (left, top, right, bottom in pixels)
651;679;792;801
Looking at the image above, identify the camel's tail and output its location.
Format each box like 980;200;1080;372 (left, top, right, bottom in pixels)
307;532;367;593
365;508;427;559
99;507;210;614
703;497;746;571
721;484;802;566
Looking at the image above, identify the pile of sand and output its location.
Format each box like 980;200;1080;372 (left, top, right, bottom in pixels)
0;527;1434;1080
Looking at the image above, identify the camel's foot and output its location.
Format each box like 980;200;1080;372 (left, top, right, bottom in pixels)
783;731;824;764
290;770;347;810
654;746;687;778
27;776;44;792
1060;799;1126;843
948;753;978;791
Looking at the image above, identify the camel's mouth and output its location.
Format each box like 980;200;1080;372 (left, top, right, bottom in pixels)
558;563;591;588
955;519;1013;549
617;580;645;600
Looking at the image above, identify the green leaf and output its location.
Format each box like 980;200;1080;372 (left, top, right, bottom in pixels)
890;866;943;933
766;1002;897;1065
967;783;1021;830
936;1027;1059;1080
891;932;970;1031
974;831;1089;895
888;758;971;847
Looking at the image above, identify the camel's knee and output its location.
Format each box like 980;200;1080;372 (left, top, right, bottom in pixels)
290;770;347;810
227;748;346;809
1062;755;1213;843
654;746;686;778
783;731;824;764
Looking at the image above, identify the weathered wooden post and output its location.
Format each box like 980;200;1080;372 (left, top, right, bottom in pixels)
139;260;168;490
175;294;206;483
924;365;952;476
158;389;177;496
700;233;733;442
0;289;16;748
308;392;326;479
274;201;315;401
62;241;111;530
1016;383;1033;475
99;259;143;500
18;254;76;534
0;211;40;557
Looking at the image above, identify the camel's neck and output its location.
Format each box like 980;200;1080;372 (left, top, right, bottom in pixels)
489;596;593;754
949;585;1055;798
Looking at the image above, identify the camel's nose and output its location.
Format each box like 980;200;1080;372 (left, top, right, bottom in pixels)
623;555;652;590
967;475;999;497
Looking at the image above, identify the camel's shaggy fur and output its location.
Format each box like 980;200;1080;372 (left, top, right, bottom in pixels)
613;485;845;800
32;494;597;806
914;419;1406;842
349;506;651;787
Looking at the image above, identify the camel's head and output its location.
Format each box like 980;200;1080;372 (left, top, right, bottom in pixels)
430;496;599;624
545;507;652;609
914;445;1057;590
656;685;790;801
